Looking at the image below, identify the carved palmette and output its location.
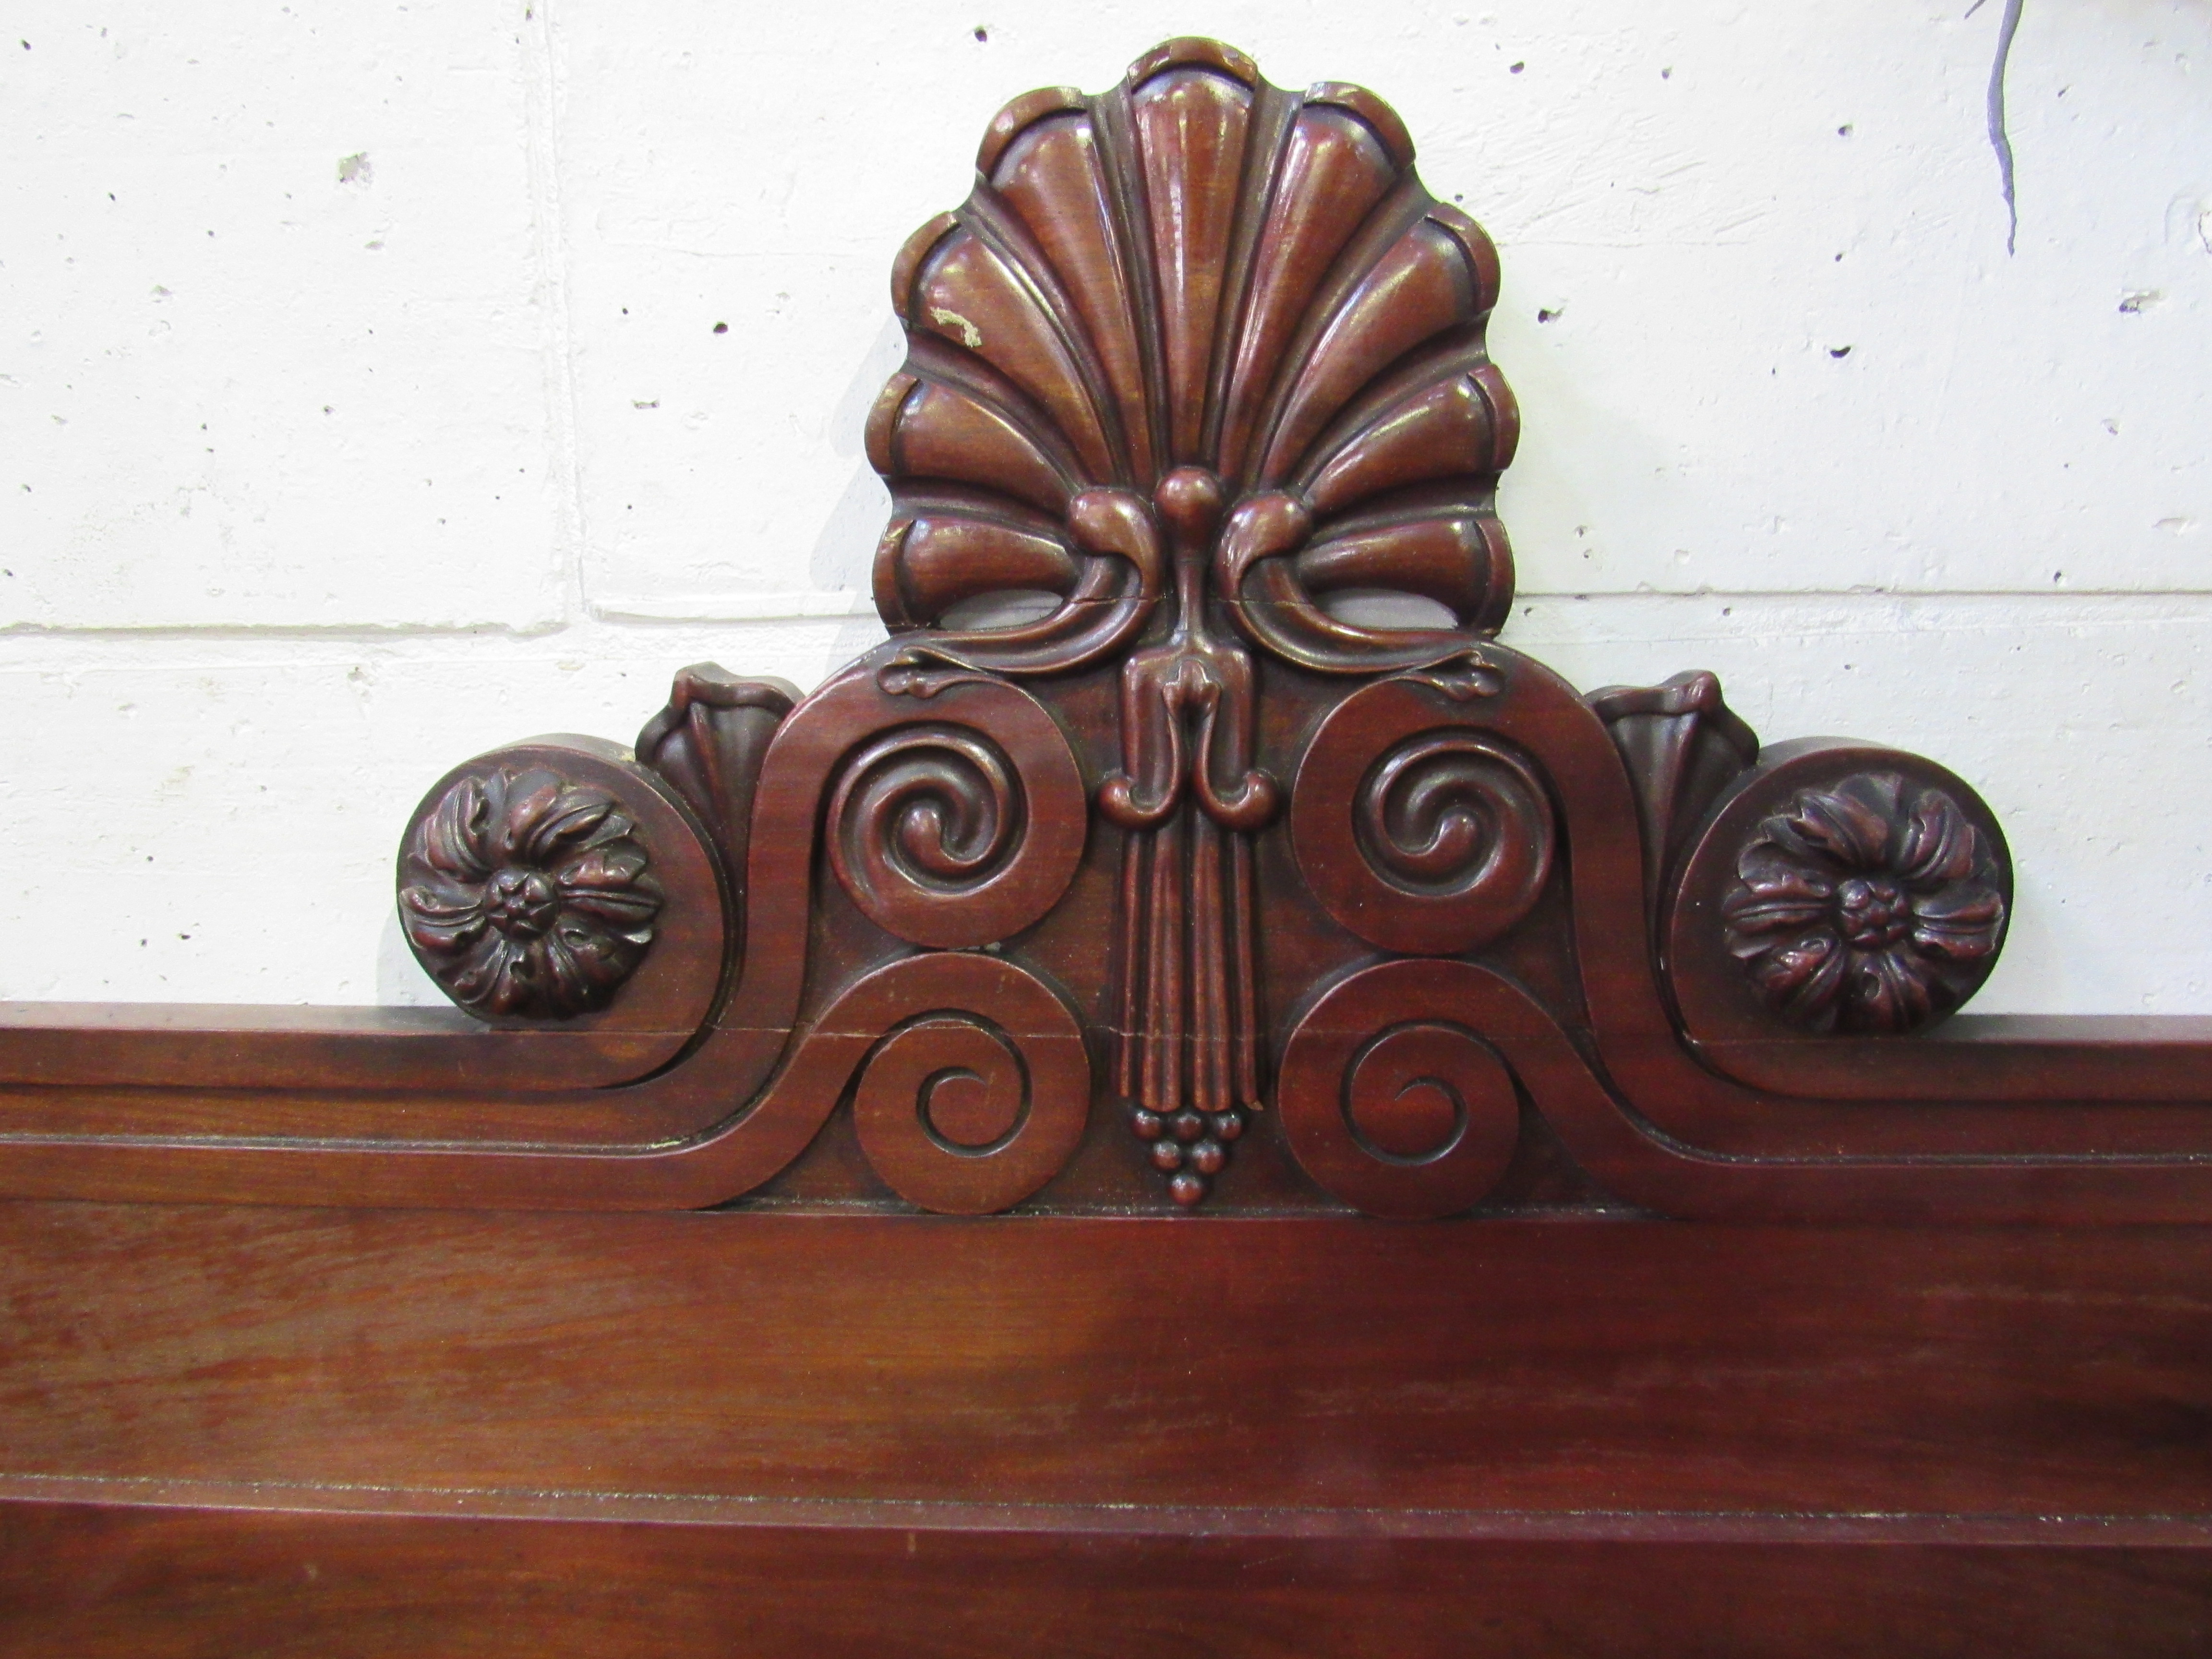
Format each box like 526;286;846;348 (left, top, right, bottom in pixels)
868;38;1520;1202
868;37;1517;668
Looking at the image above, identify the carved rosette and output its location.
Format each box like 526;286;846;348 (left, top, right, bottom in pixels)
399;767;664;1020
1722;773;2008;1034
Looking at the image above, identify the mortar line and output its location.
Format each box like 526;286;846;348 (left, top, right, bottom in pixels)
5;589;2212;648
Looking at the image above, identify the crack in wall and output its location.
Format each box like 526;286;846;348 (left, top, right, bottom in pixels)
1969;0;2028;255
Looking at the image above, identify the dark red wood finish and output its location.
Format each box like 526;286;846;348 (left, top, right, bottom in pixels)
3;1206;2210;1653
2;36;2207;1648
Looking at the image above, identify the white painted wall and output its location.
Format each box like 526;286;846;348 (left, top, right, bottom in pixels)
3;1;2207;1012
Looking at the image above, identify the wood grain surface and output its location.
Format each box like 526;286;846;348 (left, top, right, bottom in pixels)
4;1508;2206;1659
2;1203;2208;1651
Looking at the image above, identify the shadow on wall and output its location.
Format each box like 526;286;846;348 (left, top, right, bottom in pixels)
377;908;445;1007
810;318;905;663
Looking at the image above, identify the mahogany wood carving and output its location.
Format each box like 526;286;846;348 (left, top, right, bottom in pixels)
4;36;2210;1649
2;37;2212;1225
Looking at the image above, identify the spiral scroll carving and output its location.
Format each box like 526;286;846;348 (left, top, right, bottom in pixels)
848;962;1089;1214
1296;685;1558;956
830;725;1019;915
825;714;1083;950
1357;732;1555;908
1343;1025;1478;1165
1278;961;1522;1219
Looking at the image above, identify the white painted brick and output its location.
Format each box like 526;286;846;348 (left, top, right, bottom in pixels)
0;2;569;628
0;619;867;1006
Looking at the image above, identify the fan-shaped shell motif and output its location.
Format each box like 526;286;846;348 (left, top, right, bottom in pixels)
868;37;1519;674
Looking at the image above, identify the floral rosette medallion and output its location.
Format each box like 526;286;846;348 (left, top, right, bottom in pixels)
1721;772;2008;1034
399;767;664;1020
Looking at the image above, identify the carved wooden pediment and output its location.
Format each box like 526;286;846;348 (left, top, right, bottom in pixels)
2;37;2207;1228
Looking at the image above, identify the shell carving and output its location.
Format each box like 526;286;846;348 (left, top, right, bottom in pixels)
868;37;1518;676
868;39;1519;1207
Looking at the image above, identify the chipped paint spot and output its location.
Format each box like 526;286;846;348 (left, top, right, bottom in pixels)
930;306;984;349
